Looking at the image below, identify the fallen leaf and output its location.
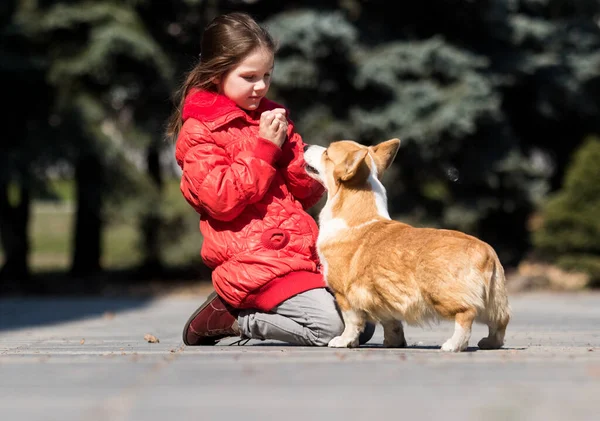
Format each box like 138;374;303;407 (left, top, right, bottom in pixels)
80;339;85;345
144;333;160;343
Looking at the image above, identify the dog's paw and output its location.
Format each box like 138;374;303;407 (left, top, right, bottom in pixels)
441;339;467;352
328;335;359;348
477;337;503;350
383;337;407;348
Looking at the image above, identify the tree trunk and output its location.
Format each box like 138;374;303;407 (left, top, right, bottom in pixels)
139;144;164;275
0;180;31;281
70;155;103;277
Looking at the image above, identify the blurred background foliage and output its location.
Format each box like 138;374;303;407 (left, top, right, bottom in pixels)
1;0;599;294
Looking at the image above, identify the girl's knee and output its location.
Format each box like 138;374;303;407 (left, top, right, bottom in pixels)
312;310;344;346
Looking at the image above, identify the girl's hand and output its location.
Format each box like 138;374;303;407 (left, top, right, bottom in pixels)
259;108;288;148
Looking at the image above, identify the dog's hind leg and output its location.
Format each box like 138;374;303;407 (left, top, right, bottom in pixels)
382;319;407;348
478;314;509;349
478;259;511;350
441;309;475;352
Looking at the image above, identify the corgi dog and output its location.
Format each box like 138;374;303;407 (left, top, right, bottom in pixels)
303;138;510;352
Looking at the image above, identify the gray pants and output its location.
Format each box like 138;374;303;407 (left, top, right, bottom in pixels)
237;288;375;346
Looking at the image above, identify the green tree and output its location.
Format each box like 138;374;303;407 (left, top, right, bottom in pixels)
261;9;546;264
22;1;173;276
4;0;599;286
532;136;600;285
256;1;600;265
0;0;60;282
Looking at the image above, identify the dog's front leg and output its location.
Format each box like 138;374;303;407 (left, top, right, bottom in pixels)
328;309;365;348
329;295;365;348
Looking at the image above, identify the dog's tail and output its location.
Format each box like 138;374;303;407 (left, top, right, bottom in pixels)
484;252;511;331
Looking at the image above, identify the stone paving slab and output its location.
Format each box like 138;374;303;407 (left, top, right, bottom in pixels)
1;291;599;421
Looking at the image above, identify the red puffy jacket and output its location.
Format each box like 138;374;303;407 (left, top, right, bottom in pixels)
175;89;326;311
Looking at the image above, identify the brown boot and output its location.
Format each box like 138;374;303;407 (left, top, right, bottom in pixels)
182;291;241;346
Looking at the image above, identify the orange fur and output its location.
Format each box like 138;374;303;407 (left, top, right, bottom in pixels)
303;138;511;351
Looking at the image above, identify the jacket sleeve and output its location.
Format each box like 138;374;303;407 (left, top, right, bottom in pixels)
177;127;282;221
278;128;325;210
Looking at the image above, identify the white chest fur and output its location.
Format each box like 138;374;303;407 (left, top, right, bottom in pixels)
315;154;392;284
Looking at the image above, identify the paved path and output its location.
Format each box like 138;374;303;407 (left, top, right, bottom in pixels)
1;291;599;421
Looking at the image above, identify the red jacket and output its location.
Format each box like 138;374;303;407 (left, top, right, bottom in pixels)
175;89;326;311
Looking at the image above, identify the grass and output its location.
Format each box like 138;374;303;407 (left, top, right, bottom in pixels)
0;178;188;273
31;176;142;271
30;204;73;270
26;202;140;271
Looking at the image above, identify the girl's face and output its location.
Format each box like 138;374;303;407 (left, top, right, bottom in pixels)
218;47;275;111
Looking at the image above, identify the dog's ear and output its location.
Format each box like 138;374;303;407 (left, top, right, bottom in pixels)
336;149;368;182
371;138;400;176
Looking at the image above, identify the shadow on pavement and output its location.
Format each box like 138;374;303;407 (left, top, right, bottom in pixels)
0;266;212;331
0;297;152;332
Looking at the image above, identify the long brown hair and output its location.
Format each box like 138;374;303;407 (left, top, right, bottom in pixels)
165;12;277;141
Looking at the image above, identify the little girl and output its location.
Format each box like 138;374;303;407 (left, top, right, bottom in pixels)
166;12;374;346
